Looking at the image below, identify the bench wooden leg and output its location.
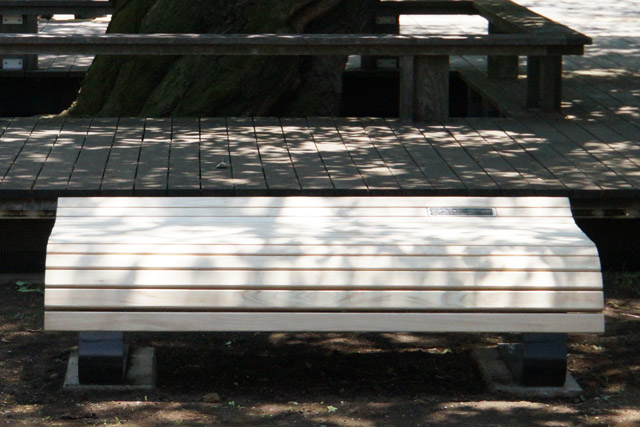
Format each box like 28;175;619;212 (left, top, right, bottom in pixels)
487;24;519;79
527;55;563;112
78;332;129;385
400;55;449;121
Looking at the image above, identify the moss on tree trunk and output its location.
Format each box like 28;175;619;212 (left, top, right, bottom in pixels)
67;0;378;117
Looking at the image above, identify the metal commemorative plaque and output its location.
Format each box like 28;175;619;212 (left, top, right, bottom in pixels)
427;207;496;217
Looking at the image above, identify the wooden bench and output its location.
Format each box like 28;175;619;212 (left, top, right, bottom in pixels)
0;30;589;120
373;0;591;112
44;196;604;387
0;0;113;70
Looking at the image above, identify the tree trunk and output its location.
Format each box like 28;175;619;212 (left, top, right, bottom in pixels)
67;0;378;117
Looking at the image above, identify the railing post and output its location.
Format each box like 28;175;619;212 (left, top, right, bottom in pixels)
414;55;449;121
527;55;562;112
487;23;519;79
399;55;415;121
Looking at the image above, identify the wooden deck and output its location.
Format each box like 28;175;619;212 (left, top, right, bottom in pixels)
1;115;639;199
1;1;640;201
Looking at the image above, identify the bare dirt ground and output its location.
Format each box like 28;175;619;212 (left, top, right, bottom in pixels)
1;273;639;426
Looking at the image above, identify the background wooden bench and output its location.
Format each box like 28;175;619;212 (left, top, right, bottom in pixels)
0;0;113;70
44;196;604;387
0;31;589;120
373;0;591;111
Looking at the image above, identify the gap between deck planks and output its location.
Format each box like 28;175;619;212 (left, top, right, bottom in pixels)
1;116;640;198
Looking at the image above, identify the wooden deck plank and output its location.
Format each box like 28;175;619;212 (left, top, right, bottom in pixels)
253;117;300;191
199;117;233;195
492;119;602;192
168;118;201;196
134;118;171;195
0;117;39;188
564;54;640;114
47;54;75;75
579;120;640;170
385;119;466;191
360;118;432;191
32;119;90;195
515;119;629;191
226;117;268;193
465;118;565;191
0;118;11;135
280;117;334;192
418;122;499;190
0;118;63;196
66;118;115;194
333;117;400;191
444;119;528;190
598;118;640;166
100;117;144;196
562;73;638;124
547;119;640;190
306;117;367;191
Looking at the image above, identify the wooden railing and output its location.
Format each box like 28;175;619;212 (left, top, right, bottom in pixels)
0;32;588;120
371;0;591;111
0;0;591;119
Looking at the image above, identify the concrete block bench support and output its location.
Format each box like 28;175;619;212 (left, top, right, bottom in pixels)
44;196;604;388
78;332;127;384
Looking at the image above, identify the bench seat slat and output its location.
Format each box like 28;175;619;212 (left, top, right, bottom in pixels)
55;207;574;218
44;312;605;333
57;196;573;209
45;243;600;257
48;222;595;247
45;289;604;312
51;216;581;227
45;269;604;290
45;253;601;271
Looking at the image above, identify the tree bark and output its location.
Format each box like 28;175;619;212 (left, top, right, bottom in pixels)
67;0;378;117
